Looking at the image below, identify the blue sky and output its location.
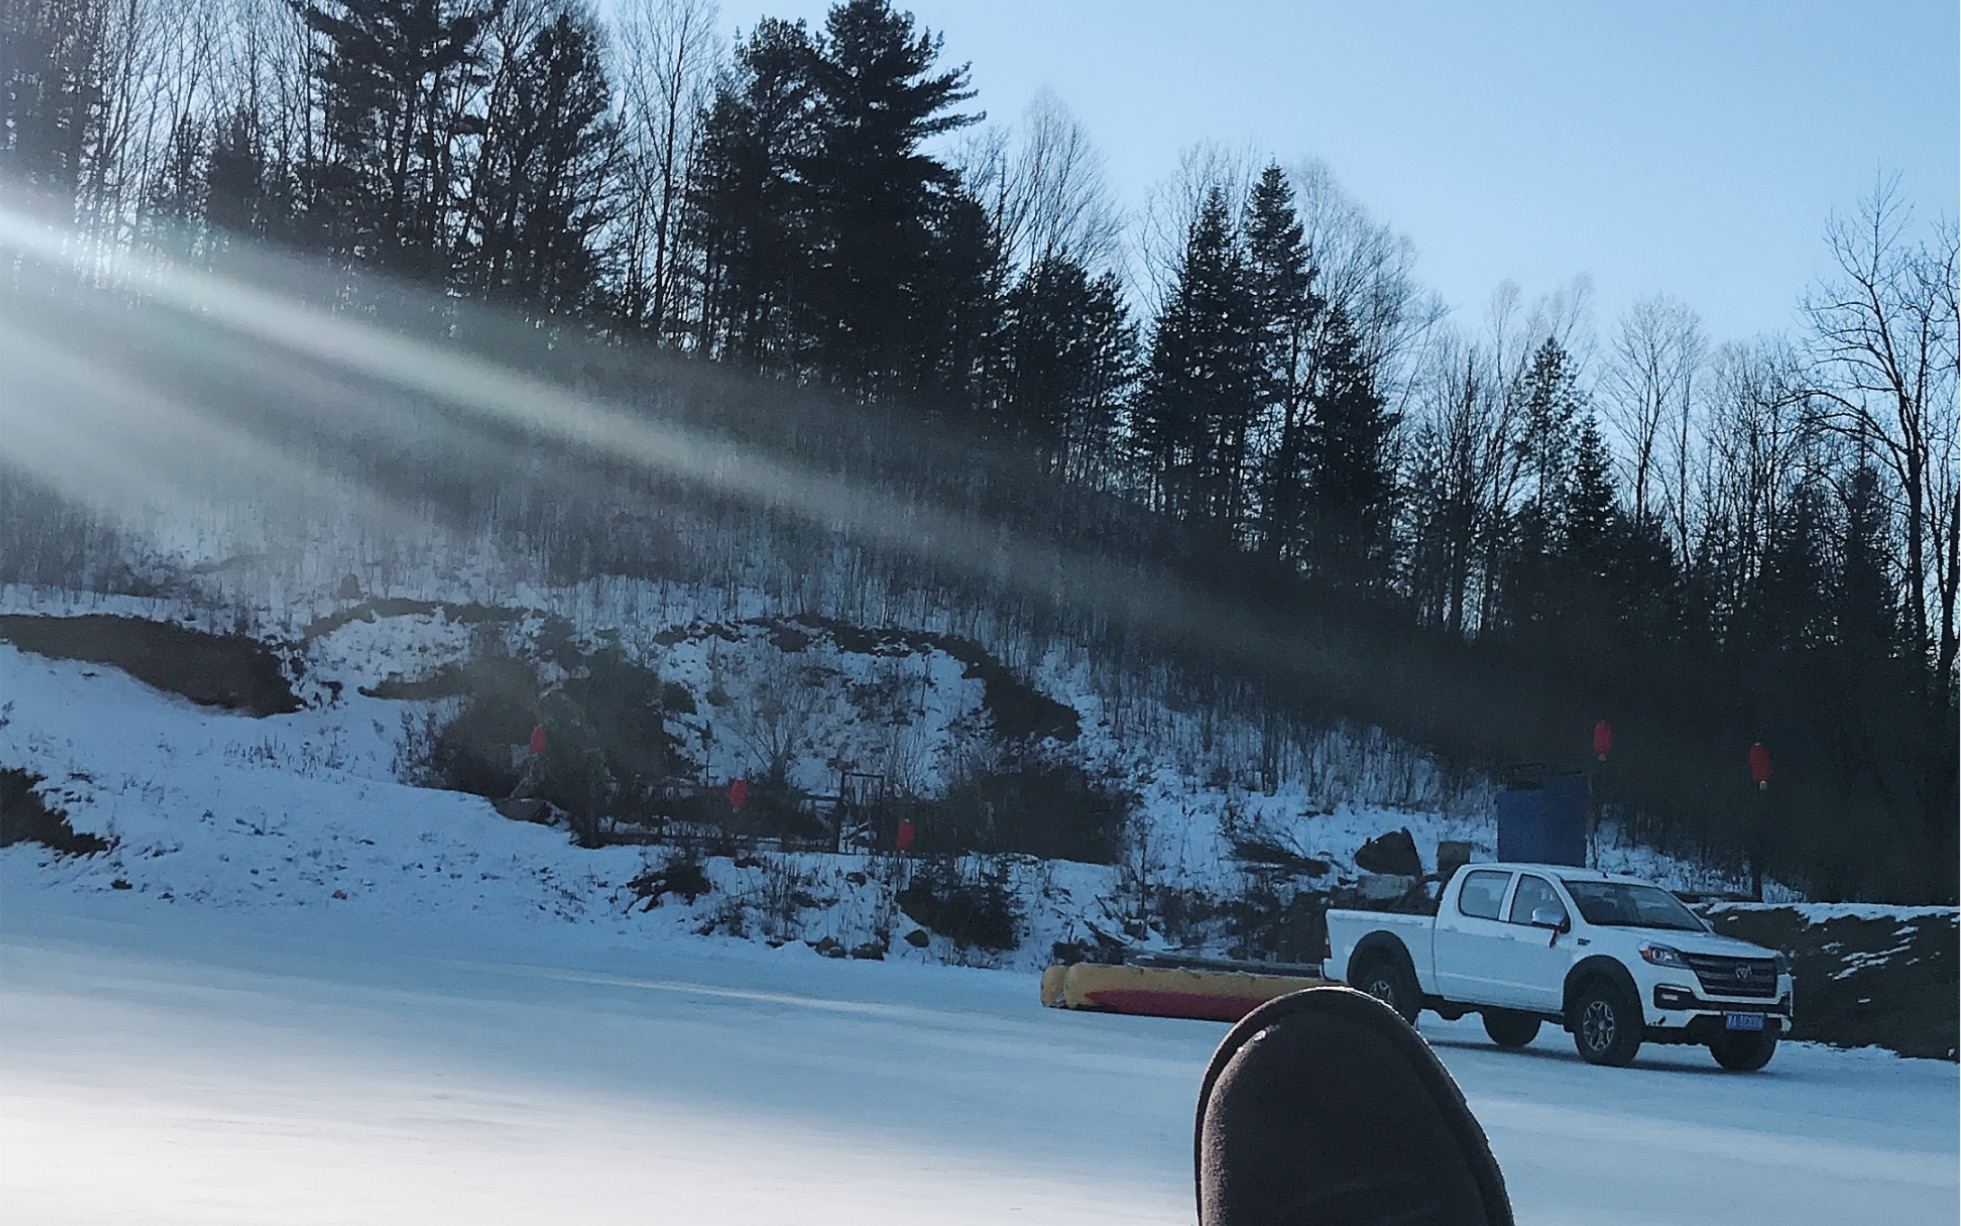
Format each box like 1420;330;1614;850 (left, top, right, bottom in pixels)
714;0;1957;347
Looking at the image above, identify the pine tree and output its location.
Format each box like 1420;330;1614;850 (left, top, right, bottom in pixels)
1836;463;1899;655
0;0;106;206
1301;305;1398;591
1617;511;1681;641
461;4;619;315
1514;336;1586;515
1750;479;1833;651
1816;461;1924;902
295;0;500;272
995;252;1136;475
205;106;270;239
1491;337;1588;630
684;17;819;370
1549;412;1661;642
905;183;1003;415
1243;163;1323;561
1137;186;1262;528
1400;420;1455;626
802;0;978;397
1561;413;1619;562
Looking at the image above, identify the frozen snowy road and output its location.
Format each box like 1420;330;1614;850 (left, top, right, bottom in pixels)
2;894;1954;1225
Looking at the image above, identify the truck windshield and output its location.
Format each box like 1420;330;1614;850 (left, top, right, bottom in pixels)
1559;881;1706;932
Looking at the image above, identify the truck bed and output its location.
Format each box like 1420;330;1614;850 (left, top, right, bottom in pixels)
1323;908;1435;988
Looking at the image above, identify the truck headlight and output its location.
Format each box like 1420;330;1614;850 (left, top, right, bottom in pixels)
1639;944;1689;968
1773;953;1790;977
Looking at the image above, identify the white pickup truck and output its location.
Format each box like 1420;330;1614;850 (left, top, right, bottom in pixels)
1323;862;1793;1070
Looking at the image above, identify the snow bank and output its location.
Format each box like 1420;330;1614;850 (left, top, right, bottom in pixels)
1707;902;1960;926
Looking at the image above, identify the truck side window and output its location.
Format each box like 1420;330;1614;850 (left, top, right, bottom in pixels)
1457;870;1511;920
1507;875;1564;925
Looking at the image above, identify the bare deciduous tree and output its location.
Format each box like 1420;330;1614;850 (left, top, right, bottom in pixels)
614;0;723;340
1803;179;1960;682
1689;338;1815;625
959;87;1120;276
1287;155;1446;408
1606;294;1705;526
1404;330;1497;634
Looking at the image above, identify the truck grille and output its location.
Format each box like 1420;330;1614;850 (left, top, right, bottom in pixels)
1684;953;1779;999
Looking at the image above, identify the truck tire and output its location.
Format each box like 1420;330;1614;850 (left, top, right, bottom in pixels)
1481;1008;1540;1049
1571;980;1642;1067
1353;954;1420;1026
1708;1029;1777;1071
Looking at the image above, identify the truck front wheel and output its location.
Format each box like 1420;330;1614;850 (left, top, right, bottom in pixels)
1708;1029;1777;1071
1354;955;1420;1026
1571;980;1643;1067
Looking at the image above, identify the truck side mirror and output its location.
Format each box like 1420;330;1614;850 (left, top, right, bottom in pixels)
1531;906;1569;933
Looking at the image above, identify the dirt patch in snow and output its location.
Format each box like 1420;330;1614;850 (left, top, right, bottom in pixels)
790;615;1080;744
303;598;522;640
0;768;109;855
0;614;300;716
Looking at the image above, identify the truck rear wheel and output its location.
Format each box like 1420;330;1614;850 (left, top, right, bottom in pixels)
1708;1029;1777;1071
1481;1009;1540;1049
1354;955;1420;1026
1571;980;1642;1067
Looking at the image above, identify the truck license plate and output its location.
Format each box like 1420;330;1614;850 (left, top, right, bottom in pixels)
1725;1012;1765;1032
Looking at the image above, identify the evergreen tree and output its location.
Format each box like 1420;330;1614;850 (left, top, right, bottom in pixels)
1301;305;1398;591
1749;479;1833;652
1551;413;1676;642
905;182;1003;415
1617;511;1681;641
295;0;500;273
0;0;105;205
995;252;1136;476
1561;413;1619;560
802;0;978;397
1137;186;1262;527
1514;336;1586;514
684;17;818;370
1492;337;1587;630
461;4;619;315
1243;163;1323;561
1400;419;1456;626
1836;463;1899;655
205;106;271;239
1815;461;1925;903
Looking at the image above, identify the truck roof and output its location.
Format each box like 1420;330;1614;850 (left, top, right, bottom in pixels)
1459;862;1658;887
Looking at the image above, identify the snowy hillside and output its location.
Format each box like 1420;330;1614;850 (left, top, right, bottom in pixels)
1;556;1765;976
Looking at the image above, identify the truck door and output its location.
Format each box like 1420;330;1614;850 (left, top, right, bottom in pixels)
1433;869;1516;1004
1490;873;1571;1011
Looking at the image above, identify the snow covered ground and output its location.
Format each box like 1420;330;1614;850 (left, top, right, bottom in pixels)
3;888;1954;1225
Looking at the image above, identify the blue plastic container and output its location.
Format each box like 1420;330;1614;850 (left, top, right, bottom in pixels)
1496;771;1588;866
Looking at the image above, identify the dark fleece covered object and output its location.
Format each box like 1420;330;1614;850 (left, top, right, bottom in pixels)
1195;986;1513;1225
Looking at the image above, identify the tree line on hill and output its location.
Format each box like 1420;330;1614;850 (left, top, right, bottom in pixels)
2;0;1956;900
